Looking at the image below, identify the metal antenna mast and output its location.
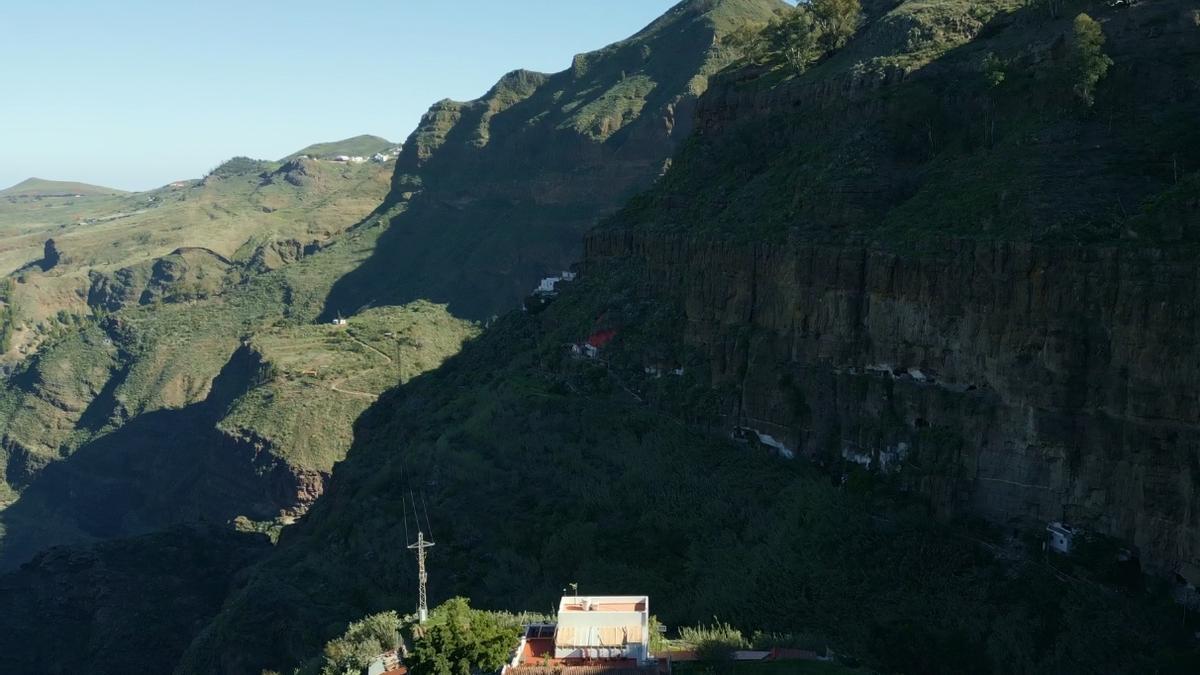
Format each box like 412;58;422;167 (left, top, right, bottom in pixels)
407;492;435;622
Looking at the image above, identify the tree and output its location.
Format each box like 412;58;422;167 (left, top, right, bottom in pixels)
758;0;863;75
982;52;1006;89
808;0;864;54
405;598;522;675
767;8;822;74
1067;13;1112;107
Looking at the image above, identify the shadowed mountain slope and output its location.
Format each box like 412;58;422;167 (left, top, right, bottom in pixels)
322;0;786;321
177;2;1200;674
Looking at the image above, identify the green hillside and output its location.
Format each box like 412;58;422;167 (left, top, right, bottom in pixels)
616;0;1200;246
0;150;395;365
0;135;420;565
0;178;128;197
181;258;1198;675
176;1;1200;674
3;1;1200;674
0;204;477;567
284;135;396;160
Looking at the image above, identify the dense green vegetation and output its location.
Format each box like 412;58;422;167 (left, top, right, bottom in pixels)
737;0;864;74
405;598;524;675
0;526;270;675
221;302;478;472
615;0;1199;247
2;3;1198;675
180;260;1200;673
311;611;402;675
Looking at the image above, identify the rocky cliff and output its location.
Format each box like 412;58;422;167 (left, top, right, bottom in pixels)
321;0;787;321
584;0;1200;574
584;229;1200;574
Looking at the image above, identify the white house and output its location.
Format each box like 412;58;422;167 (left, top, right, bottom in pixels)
1047;522;1077;554
333;155;352;162
537;276;561;293
372;152;390;162
553;595;650;663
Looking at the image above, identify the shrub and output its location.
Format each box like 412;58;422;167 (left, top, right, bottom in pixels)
405;598;523;675
680;621;747;663
750;630;828;653
318;611;401;675
752;0;864;75
982;52;1006;88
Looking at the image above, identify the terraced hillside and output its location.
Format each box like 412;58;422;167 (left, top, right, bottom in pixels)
0;205;476;568
0;136;488;568
0;139;396;363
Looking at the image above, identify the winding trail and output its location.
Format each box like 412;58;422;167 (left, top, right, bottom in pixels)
326;331;394;401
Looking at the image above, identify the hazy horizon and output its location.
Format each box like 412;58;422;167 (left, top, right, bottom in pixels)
0;1;680;192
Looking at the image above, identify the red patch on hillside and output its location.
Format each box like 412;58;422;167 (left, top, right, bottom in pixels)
587;330;616;348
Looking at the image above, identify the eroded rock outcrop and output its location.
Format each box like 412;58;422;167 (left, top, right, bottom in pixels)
585;228;1200;574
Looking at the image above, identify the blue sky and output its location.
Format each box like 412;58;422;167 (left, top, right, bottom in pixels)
0;1;682;191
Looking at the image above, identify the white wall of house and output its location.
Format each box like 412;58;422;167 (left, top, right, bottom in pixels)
554;597;649;662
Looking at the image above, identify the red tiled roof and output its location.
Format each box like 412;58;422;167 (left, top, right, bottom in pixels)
587;330;616;348
524;637;556;660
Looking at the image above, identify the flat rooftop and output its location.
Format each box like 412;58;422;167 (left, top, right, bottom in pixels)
558;596;648;613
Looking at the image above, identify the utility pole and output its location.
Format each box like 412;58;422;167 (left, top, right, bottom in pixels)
408;530;435;622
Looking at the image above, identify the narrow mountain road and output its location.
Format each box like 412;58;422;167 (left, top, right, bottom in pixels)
326;331;394;401
329;379;378;400
349;333;393;364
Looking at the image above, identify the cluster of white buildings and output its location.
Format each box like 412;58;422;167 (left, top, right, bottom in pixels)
534;270;577;295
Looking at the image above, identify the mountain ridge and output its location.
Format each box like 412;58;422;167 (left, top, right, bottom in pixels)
320;0;787;321
282;134;396;161
0;177;128;197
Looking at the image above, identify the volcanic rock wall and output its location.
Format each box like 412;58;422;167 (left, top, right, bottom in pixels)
585;228;1200;574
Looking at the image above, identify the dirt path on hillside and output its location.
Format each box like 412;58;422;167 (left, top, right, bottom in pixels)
329;379;378;400
327;332;394;401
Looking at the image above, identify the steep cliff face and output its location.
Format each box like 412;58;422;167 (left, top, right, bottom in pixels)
585;0;1200;573
322;0;787;320
584;229;1200;572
